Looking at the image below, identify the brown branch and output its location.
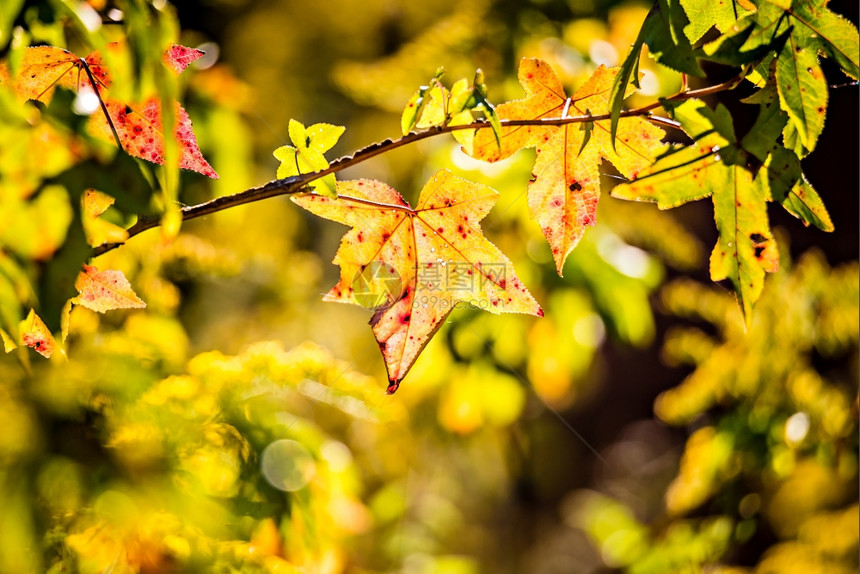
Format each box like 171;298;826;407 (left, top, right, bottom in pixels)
92;75;743;258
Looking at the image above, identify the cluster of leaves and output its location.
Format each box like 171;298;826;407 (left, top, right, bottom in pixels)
569;249;858;573
0;1;855;572
2;0;856;393
275;0;856;389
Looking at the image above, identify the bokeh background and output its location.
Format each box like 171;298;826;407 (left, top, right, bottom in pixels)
0;0;857;572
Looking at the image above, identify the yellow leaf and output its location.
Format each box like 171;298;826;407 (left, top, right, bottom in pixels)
471;59;666;275
19;308;54;358
73;265;146;313
292;170;542;392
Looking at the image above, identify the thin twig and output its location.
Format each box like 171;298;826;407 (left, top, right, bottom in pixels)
92;74;743;258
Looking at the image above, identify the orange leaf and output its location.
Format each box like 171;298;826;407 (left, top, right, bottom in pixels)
0;44;217;178
471;59;666;274
20;309;54;358
292;170;542;392
74;265;146;313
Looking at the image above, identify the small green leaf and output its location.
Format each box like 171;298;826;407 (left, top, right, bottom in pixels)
649;0;704;76
781;180;833;232
401;86;429;135
415;83;448;129
610;0;702;149
763;146;832;231
739;100;788;162
775;32;828;152
578;110;593;157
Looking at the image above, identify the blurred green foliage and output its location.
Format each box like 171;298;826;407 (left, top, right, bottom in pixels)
0;0;856;573
568;249;858;573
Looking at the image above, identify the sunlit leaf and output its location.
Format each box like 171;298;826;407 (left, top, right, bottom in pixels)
292;170;542;391
471;59;667;274
73;264;146;313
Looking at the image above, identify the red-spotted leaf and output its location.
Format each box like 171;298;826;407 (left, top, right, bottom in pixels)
20;309;54;358
0;44;217;178
470;59;666;274
292;170;542;392
73;265;146;313
164;44;204;73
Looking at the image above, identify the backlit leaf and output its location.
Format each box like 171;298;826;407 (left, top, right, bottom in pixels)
163;44;204;73
680;0;753;43
0;44;218;178
612;100;787;326
73;264;146;313
471;59;667;274
273;119;345;197
292;170;542;392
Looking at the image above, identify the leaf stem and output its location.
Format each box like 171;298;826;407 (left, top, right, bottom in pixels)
92;74;744;257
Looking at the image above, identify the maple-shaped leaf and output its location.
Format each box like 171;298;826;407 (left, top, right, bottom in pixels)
273;119;345;197
611;99;796;327
20;308;54;358
73;264;146;313
0;44;218;178
732;0;859;155
292;170;542;392
470;59;667;275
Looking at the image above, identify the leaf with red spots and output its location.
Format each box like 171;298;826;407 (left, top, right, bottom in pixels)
73;264;146;313
164;44;205;73
611;99;792;327
292;170;542;392
0;43;217;178
20;308;54;358
470;59;667;275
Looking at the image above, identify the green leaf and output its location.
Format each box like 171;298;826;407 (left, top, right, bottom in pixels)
649;0;704;76
739;98;788;162
776;28;828;152
612;99;779;326
578;110;594;157
701;22;790;67
697;104;737;143
763;146;832;231
401;85;429;135
415;83;447;129
709;164;778;329
794;0;859;80
680;0;754;43
781;180;833;232
610;0;702;148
